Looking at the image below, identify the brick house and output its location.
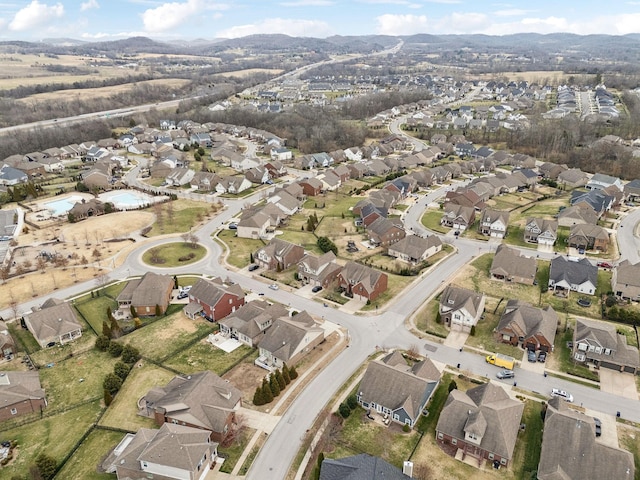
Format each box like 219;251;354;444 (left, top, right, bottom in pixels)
184;277;245;322
337;262;388;302
496;300;558;352
116;272;174;316
0;371;47;421
254;239;305;271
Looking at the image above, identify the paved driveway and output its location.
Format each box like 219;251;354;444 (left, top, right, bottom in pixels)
518;349;546;374
443;330;468;349
599;369;638;400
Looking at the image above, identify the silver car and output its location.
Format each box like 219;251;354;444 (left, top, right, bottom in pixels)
496;369;515;379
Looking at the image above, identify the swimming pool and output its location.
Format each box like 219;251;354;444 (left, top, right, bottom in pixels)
101;190;153;209
44;196;82;216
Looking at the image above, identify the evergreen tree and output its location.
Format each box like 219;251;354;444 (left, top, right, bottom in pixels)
262;379;273;403
102;320;111;338
282;363;291;384
104;388;113;406
34;454;57;480
155;304;162;316
95;335;110;351
106;306;113;322
269;373;281;396
275;369;286;390
114;361;130;380
253;386;264;406
130;305;137;318
110;317;121;338
289;365;299;379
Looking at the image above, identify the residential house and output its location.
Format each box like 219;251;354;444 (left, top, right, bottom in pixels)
237;210;270;239
333;165;351;183
337;262;388;302
586;173;623;191
438;285;485;331
68;199;106;221
557;168;590;189
191;172;222;192
490;244;537;285
0;321;15;360
245;165;270;184
436;383;524;467
103;423;217;480
441;203;476;231
38;156;65;173
0;371;47;421
445;188;486;211
320;455;411;480
231;157;260;172
297;252;343;288
568;224;609;252
298;178;323;196
254;239;304;271
548;256;598;296
612;260;640;300
219;301;288;347
524;218;557;245
478;208;510;238
537;397;635;480
538;162;568;180
265;160;287;178
116;272;174;316
215;175;252;194
257;311;324;370
0;164;28;186
496;300;558;352
317;170;341;191
356;351;441;427
270;147;292;162
623;179;640;201
557;204;599;227
387;235;443;264
190;132;212;147
347;163;368;179
367;217;405;247
455;142;476;157
141;371;241;442
267;189;300;216
24;299;82;348
570;189;615;215
573;318;640;374
184;278;245;322
165;167;195;187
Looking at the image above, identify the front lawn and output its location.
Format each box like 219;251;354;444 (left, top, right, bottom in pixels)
511;400;544;479
75;295;119;336
142;242;207;267
421;209;448;234
0;400;102;478
162;342;255;376
55;428;125;480
553;326;600;381
219;427;256;474
361;273;415;311
216;229;265;269
465;297;523;358
99;362;176;431
414;298;449;338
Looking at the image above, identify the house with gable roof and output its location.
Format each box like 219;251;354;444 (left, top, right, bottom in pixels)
438;285;485;331
478;208;509;238
356;351;441;428
0;371;47;421
524;217;557;245
367;217;405;247
573;318;640;374
436;383;524;467
237;210;270;239
568;224;609;252
490;244;537;285
320;455;411;480
586;173;623;191
548;256;598;296
116;272;174;316
441;203;476;231
254;238;304;271
496;300;557;352
337;262;388;301
184;277;245;322
257;311;324;370
141;370;241;442
612;260;640;300
24;299;82;348
102;423;217;480
297;251;343;288
219;300;288;347
388;234;442;264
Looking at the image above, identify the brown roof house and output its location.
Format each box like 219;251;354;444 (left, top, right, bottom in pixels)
440;203;476;231
337;262;388;302
439;285;485;332
356;351;441;428
237;210;270;239
116;272;174;316
257;311;324;370
490;244;537;285
0;371;47;421
537;397;635;480
219;300;288;348
254;238;305;271
0;321;15;360
320;454;411;480
141;371;241;443
297;251;343;288
557;204;599;227
436;382;524;468
496;300;558;352
298;178;323;196
184;277;245;322
24;299;82;348
102;423;217;480
478;208;510;238
366;217;406;247
523;217;557;246
573;318;640;374
612;260;640;301
67;199;107;222
557;168;590;189
568;224;609;252
387;234;442;264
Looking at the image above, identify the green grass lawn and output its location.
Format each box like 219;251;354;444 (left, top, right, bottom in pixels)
75;296;119;336
421;209;448;234
465;297;523;358
414;298;449;338
554;326;599;381
276;229;321;253
0;400;102;478
415;374;452;434
361;273;414;311
147;199;213;236
99;362;176;431
219;427;256;473
142;242;207;267
120;313;215;362
8;323;41;355
503;225;530;248
303;194;360;218
39;349;117;410
511;400;544;479
29;332;98;367
521;196;570;218
163;342;255;376
55;428;125;480
216;229;265;269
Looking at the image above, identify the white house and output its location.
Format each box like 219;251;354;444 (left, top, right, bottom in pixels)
439;285;485;331
231;156;261;171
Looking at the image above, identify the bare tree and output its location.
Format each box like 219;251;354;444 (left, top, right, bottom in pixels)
181;232;190;244
95;272;110;292
0;265;10;283
8;293;20;321
84;228;90;246
188;233;199;249
36;256;47;273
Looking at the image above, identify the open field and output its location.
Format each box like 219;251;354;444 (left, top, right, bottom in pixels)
55;428;125;480
99;362;176;431
215;68;284;78
147;199;218;236
0;400;102;478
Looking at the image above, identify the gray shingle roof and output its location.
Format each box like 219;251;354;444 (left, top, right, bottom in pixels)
320;454;410;480
549;256;598;288
490;244;537;281
25;301;82;345
259;312;323;362
498;300;557;344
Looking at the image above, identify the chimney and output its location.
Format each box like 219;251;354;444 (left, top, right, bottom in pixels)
403;461;413;478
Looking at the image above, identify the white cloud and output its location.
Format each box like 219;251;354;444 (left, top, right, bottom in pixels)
493;8;535;17
80;0;99;11
279;0;334;5
216;18;332;38
8;1;63;31
375;14;429;35
142;0;228;33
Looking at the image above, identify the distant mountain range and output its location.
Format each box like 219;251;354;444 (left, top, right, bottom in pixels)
2;33;640;62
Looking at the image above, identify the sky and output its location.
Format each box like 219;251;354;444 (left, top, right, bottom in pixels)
1;0;640;42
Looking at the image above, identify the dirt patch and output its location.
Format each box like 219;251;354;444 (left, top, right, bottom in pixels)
224;363;269;404
155;314;198;341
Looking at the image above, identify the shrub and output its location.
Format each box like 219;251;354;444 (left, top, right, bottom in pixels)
121;345;141;364
282;363;291;384
114;361;131;380
402;424;411;433
269;374;281;396
95;335;110;351
108;342;123;357
289;365;298;379
103;373;122;394
469;325;476;336
253;386;264;406
34;454;57;480
262;379;273;403
448;380;458;392
104;389;113;407
338;402;351;419
346;394;358;410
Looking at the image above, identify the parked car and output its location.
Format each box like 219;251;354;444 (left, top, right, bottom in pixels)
248;264;259;271
538;351;547;363
269;284;279;290
597;261;613;269
594;417;602;437
551;388;573;402
311;285;323;293
177;291;189;300
228;223;238;230
496;369;515;379
527;350;537;362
